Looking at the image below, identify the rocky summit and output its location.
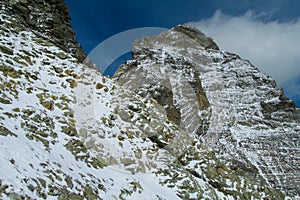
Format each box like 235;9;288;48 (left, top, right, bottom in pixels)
0;0;299;199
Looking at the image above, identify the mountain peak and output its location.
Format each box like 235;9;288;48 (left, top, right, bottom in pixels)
172;24;219;50
115;24;300;197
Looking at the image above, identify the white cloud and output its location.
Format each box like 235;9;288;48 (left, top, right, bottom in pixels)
189;10;300;104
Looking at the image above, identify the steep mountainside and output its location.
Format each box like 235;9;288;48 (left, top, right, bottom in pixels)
0;0;299;199
115;26;300;197
114;25;300;197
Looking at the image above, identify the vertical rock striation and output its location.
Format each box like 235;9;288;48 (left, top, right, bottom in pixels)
114;24;300;197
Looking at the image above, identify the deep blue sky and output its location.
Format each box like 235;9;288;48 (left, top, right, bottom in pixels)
64;0;300;53
64;0;300;106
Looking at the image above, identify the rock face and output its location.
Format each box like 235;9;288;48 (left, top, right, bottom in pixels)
0;0;299;199
0;0;85;62
114;24;300;197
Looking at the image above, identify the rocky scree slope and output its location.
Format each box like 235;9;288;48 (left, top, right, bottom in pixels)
0;0;299;199
1;1;186;199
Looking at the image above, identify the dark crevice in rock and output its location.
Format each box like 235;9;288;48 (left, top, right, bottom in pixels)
166;106;181;126
188;71;210;110
186;169;205;180
148;135;168;148
136;84;182;126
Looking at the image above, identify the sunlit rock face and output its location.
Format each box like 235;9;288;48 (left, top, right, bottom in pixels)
114;24;300;197
0;0;299;198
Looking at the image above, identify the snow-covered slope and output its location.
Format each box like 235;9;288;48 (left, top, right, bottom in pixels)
0;2;184;199
0;0;299;199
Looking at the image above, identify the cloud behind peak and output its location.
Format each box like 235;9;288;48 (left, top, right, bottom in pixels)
190;11;300;105
190;10;300;84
